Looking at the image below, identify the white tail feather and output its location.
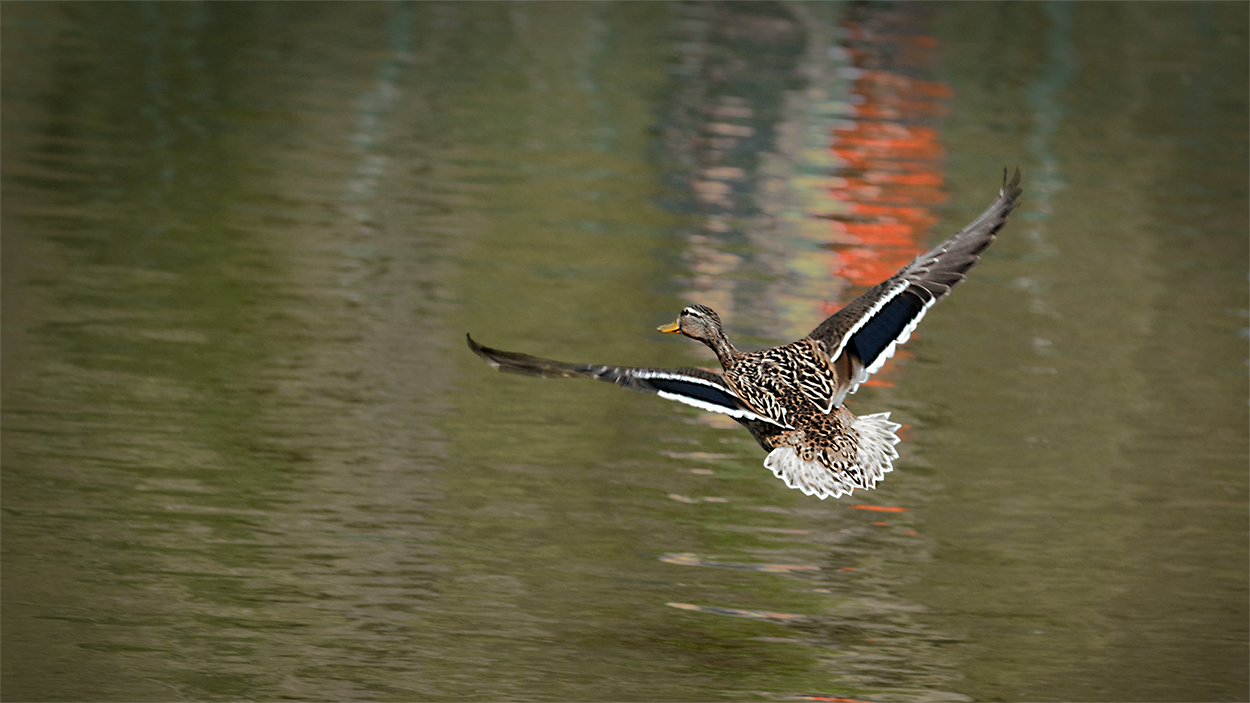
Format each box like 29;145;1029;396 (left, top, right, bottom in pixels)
852;412;902;489
762;412;902;499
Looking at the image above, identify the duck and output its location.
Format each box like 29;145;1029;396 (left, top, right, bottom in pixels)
468;169;1022;499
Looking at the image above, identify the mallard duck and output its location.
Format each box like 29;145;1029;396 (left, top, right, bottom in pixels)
468;169;1022;499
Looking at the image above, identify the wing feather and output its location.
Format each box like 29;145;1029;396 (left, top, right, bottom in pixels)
808;168;1022;401
466;334;785;427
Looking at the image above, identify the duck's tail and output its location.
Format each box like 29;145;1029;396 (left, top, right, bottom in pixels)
764;446;862;499
851;412;902;490
762;412;901;499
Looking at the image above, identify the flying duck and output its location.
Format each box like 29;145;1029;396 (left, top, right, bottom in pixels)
468;169;1022;499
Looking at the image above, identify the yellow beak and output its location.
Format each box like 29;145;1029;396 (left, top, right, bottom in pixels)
657;320;681;334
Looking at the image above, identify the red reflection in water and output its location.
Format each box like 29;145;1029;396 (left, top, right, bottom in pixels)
848;504;908;513
820;18;951;388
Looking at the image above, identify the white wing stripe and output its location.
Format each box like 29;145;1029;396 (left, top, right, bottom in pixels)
655;391;779;425
633;369;729;388
637;369;791;428
847;292;936;395
826;279;910;363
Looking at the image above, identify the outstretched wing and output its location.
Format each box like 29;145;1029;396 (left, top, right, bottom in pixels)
466;334;786;427
809;168;1023;405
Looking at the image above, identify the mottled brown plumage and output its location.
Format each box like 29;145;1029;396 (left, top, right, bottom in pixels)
654;304;897;495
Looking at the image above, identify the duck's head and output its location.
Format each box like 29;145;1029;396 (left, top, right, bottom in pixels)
657;304;725;343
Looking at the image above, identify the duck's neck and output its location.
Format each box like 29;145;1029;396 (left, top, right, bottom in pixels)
700;328;738;367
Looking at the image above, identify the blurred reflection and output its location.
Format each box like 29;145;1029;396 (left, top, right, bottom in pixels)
657;4;950;400
667;601;805;621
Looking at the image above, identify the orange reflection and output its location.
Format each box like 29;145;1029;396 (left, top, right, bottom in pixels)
848;504;908;512
818;17;951;388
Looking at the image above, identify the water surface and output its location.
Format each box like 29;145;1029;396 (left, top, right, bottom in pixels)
3;3;1246;701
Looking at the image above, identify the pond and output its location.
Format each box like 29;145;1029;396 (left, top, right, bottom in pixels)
3;3;1246;701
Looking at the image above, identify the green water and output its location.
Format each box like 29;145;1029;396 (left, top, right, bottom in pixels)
3;3;1246;701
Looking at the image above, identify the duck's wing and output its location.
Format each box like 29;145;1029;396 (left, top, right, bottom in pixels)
808;168;1023;406
467;334;786;427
